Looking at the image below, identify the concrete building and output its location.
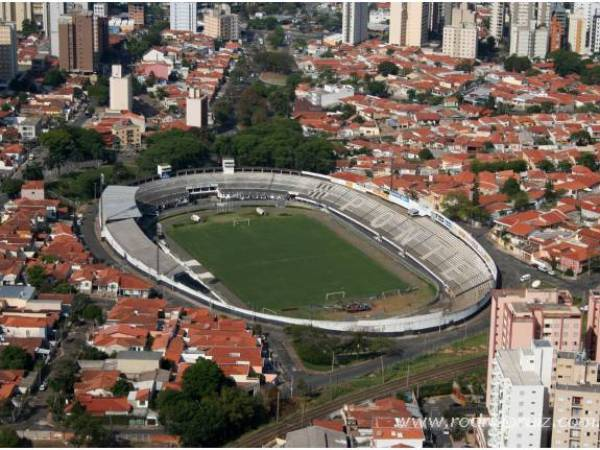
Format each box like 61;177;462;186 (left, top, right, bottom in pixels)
574;2;600;48
389;2;430;47
592;14;600;54
442;4;477;59
186;87;208;128
0;2;33;31
46;2;65;57
549;14;565;52
109;65;132;112
486;289;582;410
0;22;17;87
93;2;108;18
568;9;589;55
488;340;553;448
552;352;600;447
341;2;369;45
509;2;550;59
58;10;107;73
128;3;144;27
112;120;141;150
169;2;196;32
489;2;505;41
203;6;239;41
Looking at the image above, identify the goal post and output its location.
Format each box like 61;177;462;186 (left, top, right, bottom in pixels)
232;218;251;227
325;290;346;303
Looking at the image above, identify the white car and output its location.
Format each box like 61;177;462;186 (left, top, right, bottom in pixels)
520;274;531;282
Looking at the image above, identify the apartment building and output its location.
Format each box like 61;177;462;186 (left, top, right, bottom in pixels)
109;64;132;112
58;10;108;73
128;3;144;27
389;2;430;47
442;4;477;59
552;352;600;447
169;2;196;32
488;340;553;448
486;289;581;409
585;289;600;361
0;22;17;86
341;2;369;45
203;6;239;41
0;1;33;31
186;87;208;128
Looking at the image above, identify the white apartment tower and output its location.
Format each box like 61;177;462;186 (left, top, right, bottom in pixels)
488;340;553;448
442;4;477;59
186;87;208;128
203;6;239;41
169;2;197;32
93;3;108;18
46;2;65;57
341;2;369;45
509;2;550;58
569;9;589;55
489;2;505;41
389;2;430;47
0;22;17;86
109;65;132;112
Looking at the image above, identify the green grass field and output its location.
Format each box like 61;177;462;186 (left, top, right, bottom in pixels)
165;212;410;314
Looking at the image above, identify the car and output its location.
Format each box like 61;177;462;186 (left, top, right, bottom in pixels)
548;269;555;276
520;274;531;282
39;381;48;391
408;209;420;217
536;264;548;273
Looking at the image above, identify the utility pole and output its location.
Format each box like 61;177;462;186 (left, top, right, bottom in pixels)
406;362;410;387
276;390;280;423
330;351;335;400
380;355;385;384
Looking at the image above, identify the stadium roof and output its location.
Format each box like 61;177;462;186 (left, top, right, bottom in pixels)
101;186;141;224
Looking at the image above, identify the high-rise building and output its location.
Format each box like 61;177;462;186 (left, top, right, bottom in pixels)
46;2;65;57
592;14;600;54
186;87;208;128
93;2;108;18
389;2;430;47
203;6;239;41
508;2;550;58
568;9;589;55
0;2;33;31
549;14;565;52
551;351;600;447
485;289;582;410
169;2;196;32
574;2;600;48
128;3;144;27
442;4;477;59
489;2;505;41
341;2;368;45
487;340;553;448
109;65;132;112
0;22;17;86
58;10;107;73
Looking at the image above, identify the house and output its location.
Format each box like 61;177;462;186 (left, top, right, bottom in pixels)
115;351;162;378
0;314;57;339
20;180;44;201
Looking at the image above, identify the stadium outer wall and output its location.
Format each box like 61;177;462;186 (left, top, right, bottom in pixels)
100;168;498;335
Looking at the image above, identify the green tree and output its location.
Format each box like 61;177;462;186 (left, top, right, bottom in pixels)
267;25;285;47
67;405;117;447
537;159;556;173
365;80;389;97
571;130;594;146
43;69;67;87
504;54;532;73
513;191;530;211
79;346;108;360
0;179;23;199
544;179;557;203
419;148;434;160
138;129;211;173
455;60;474;72
558;160;573;172
111;378;133;397
86;77;109;106
500;178;521;197
48;358;78;393
0;346;32;370
22;162;43;180
377;61;399;76
0;427;22;447
548;49;584;76
182;358;234;400
81;304;104;324
20;19;40;36
26;265;47;289
577;152;598;171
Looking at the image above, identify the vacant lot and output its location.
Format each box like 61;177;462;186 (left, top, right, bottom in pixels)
165;210;413;316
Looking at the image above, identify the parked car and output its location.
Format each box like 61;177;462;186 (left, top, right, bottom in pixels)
520;274;531;282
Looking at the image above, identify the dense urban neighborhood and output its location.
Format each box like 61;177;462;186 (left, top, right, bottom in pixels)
0;1;600;449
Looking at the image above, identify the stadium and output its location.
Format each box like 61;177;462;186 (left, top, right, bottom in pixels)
98;162;498;334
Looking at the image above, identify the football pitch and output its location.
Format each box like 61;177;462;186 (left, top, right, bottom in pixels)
164;211;412;315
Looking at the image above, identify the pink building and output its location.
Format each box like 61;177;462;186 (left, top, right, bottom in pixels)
586;289;600;361
486;288;581;409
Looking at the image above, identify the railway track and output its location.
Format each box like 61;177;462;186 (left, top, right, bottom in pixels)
232;355;486;448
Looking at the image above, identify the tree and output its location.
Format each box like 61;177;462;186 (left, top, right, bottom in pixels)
111;378;133;397
43;69;67;87
577;152;598;171
504;54;532;73
513;191;530;211
86;77;109;106
548;49;584;77
182;358;234;401
500;178;521;197
40;126;108;168
558;160;573;173
1;179;23;199
138;129;211;173
79;346;108;360
0;427;22;447
267;25;285;47
365;80;388;97
67;406;117;447
0;346;32;370
544;179;557;204
377;61;399;77
48;358;78;393
537;159;556;173
455;60;474;72
21;19;40;36
81;304;104;324
22;162;43;180
570;130;594;146
26;265;47;289
418;148;434;160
